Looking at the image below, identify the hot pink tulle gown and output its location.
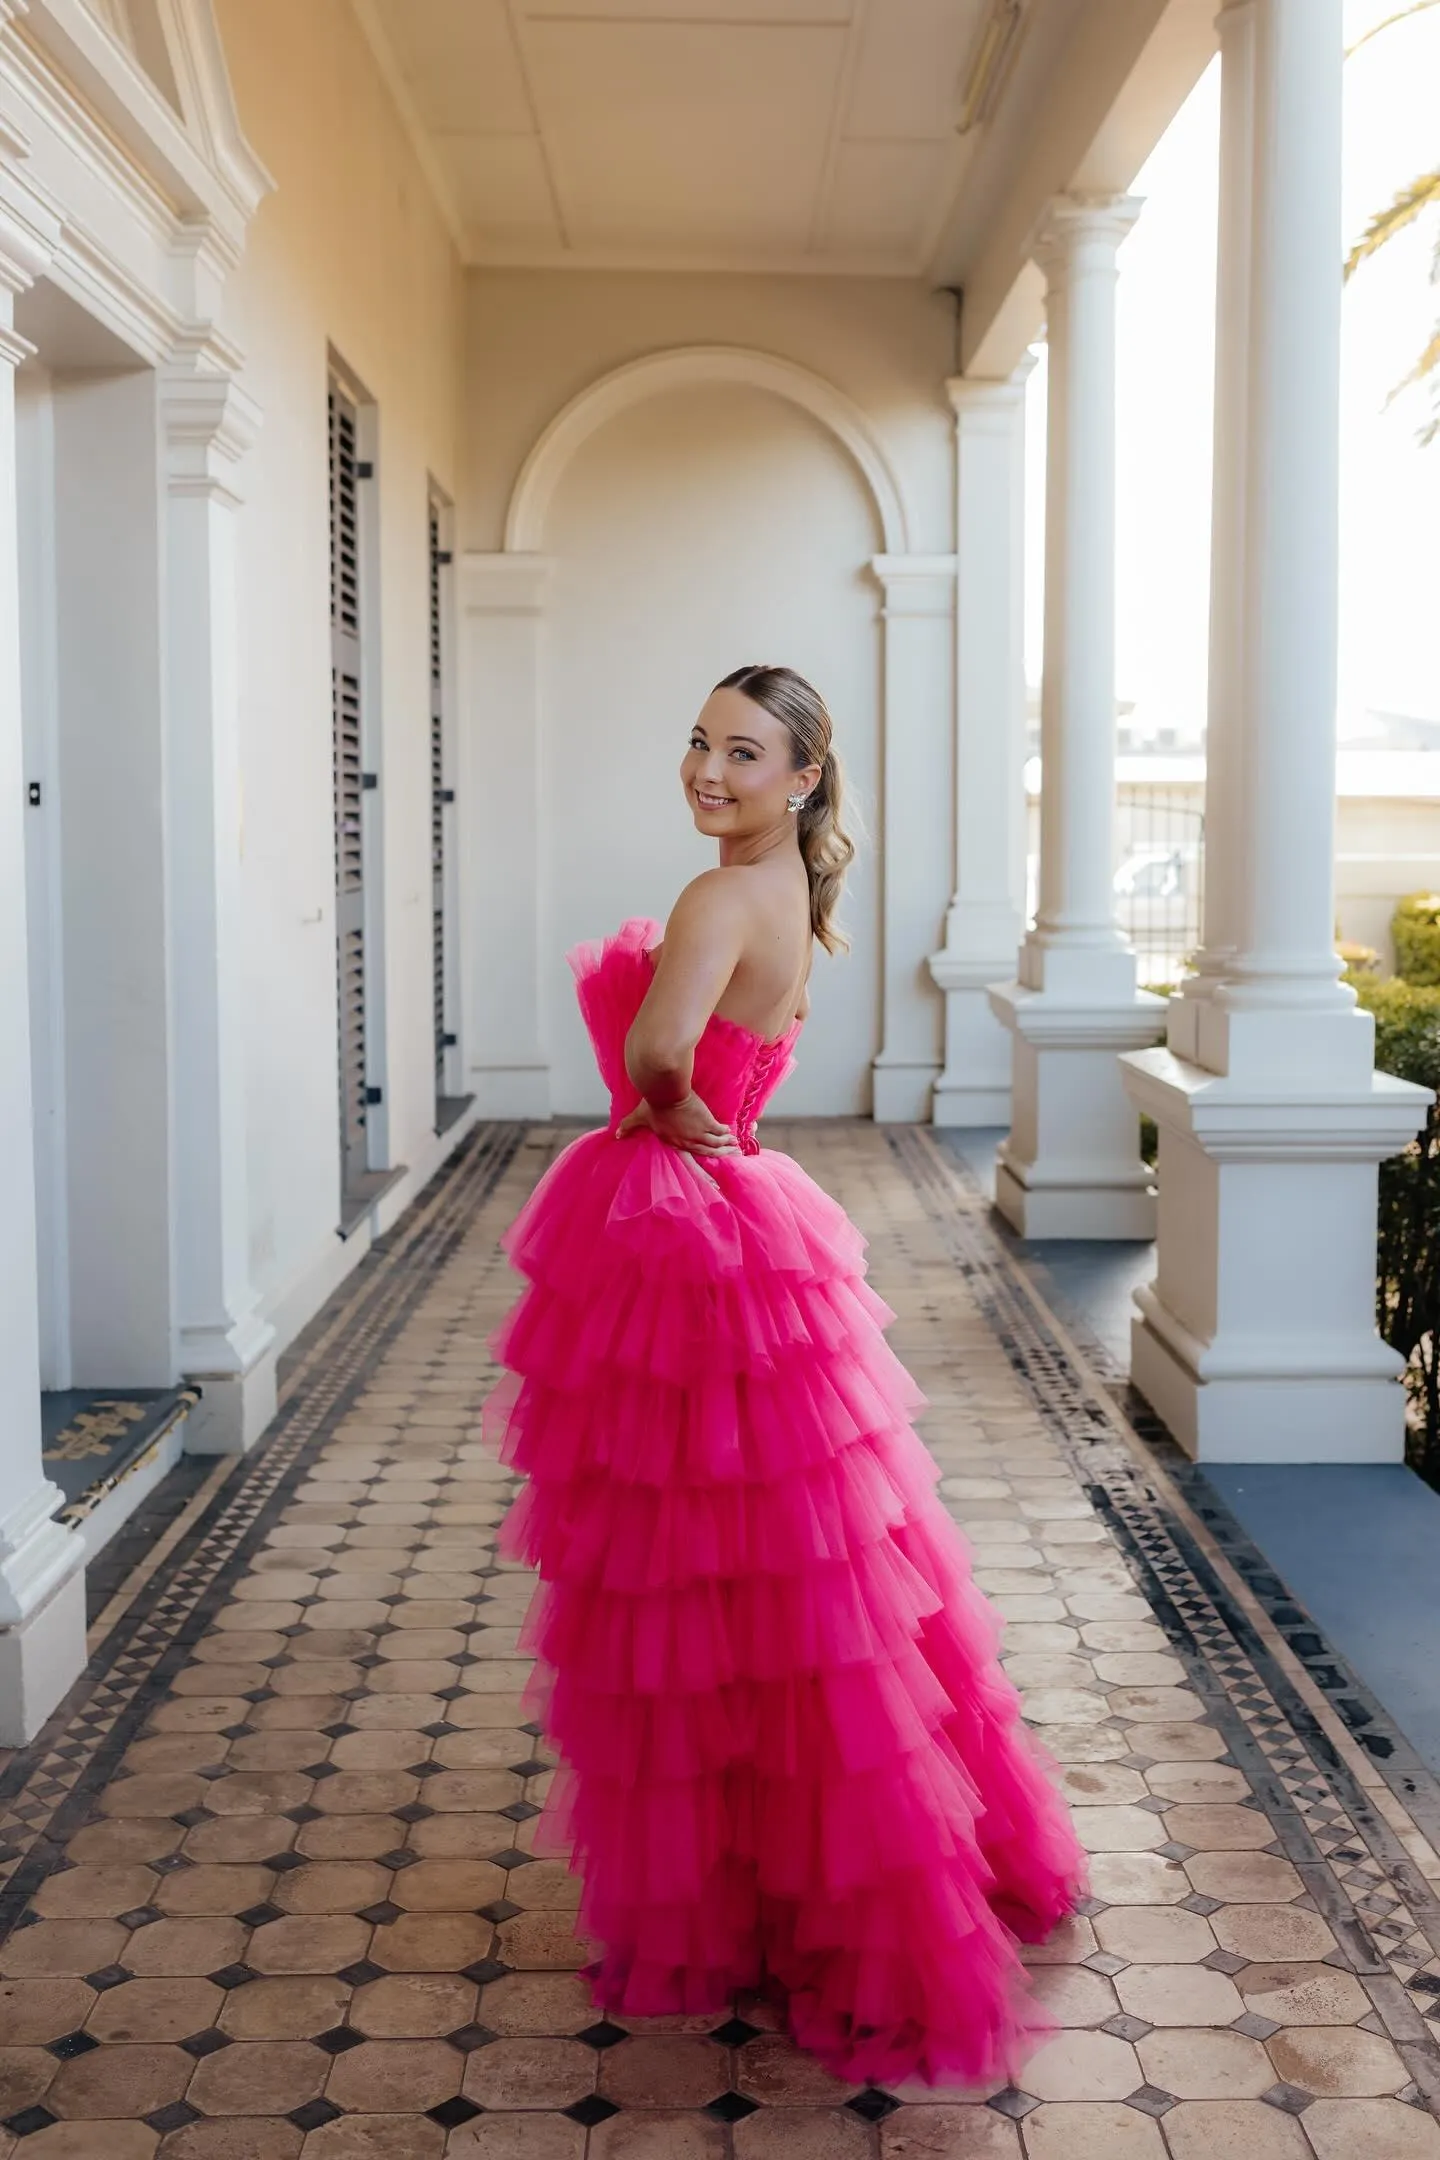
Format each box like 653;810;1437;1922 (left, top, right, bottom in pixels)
485;919;1086;2087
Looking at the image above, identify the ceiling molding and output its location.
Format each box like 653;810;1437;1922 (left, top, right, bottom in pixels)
348;0;467;260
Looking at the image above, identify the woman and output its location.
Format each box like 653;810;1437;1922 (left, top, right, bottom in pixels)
485;664;1085;2088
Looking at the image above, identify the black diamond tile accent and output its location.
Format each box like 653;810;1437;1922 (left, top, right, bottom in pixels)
462;1958;510;1987
207;1963;257;1990
1203;1948;1249;1974
152;1853;191;1875
709;2016;763;2047
380;1849;418;1869
576;2020;628;2051
1263;2083;1314;2114
522;1721;545;1738
265;1850;307;1871
237;1903;284;1928
565;2095;621;2127
437;1685;467;1701
429;2096;484;2128
447;2023;498;2053
180;2029;232;2058
705;2092;760;2123
1103;2013;1154;2042
83;1965;133;1991
409;1761;444;1778
500;1801;542;1822
848;2087;902;2122
393;1802;434;1825
284;1804;322;1825
321;1723;352;1740
1124;2085;1178;2117
986;2088;1040;2120
289;2098;343;2130
4;2107;58;2137
146;2101;202;2133
1083;1952;1127;1976
421;1722;455;1739
358;1901;402;1925
117;1904;163;1929
46;2031;99;2060
315;2025;366;2055
1233;2011;1281;2040
489;1848;530;1870
337;1959;386;1987
1182;1894;1222;1915
480;1899;522;1925
171;1808;214;1828
510;1759;549;1779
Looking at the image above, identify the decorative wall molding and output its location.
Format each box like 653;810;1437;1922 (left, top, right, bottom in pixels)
504;345;914;557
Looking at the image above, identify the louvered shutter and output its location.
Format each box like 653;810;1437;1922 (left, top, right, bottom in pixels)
329;384;369;1199
430;500;447;1098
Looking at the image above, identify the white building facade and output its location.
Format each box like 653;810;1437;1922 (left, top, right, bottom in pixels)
0;0;1427;1742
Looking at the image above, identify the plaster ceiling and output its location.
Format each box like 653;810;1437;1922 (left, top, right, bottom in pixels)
363;0;989;273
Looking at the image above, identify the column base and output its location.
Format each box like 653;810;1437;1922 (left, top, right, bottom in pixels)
989;980;1166;1241
472;1064;551;1120
181;1309;278;1456
995;1148;1156;1240
0;1506;87;1748
929;951;1016;1128
872;1057;939;1125
1122;1045;1434;1464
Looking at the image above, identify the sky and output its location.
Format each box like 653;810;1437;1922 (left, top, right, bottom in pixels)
1024;0;1440;744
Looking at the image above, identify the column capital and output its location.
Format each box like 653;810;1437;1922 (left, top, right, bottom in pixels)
462;551;554;616
946;353;1038;421
159;367;262;507
1034;192;1143;273
868;554;956;616
0;200;52;303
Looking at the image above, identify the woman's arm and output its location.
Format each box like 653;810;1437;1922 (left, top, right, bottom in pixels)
625;872;747;1104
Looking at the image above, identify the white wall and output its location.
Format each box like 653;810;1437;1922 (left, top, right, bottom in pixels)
462;270;956;1119
542;382;882;1116
212;0;465;1329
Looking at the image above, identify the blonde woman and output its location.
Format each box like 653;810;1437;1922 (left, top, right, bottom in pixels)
485;665;1084;2085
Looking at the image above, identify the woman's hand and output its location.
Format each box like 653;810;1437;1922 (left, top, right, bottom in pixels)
615;1093;740;1157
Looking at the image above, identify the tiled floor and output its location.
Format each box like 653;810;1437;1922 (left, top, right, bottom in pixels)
4;1119;1440;2158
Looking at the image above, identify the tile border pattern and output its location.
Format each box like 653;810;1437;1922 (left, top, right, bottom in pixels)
0;1121;526;1937
898;1124;1440;2115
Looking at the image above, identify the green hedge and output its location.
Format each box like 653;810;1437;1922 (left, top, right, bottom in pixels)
1354;971;1440;1482
1394;892;1440;987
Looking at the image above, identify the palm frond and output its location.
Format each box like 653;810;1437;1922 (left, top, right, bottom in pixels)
1385;322;1440;407
1346;170;1440;279
1347;0;1440;59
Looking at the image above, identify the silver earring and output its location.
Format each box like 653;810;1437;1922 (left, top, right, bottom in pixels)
787;793;808;814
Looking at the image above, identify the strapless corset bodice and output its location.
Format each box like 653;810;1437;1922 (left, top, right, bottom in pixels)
570;917;800;1153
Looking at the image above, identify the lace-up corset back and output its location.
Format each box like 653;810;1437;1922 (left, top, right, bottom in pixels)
569;917;800;1154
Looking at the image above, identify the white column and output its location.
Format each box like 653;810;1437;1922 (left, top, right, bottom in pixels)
989;196;1164;1238
160;367;277;1454
930;362;1033;1128
0;206;86;1743
870;554;956;1124
1122;0;1432;1462
460;554;554;1119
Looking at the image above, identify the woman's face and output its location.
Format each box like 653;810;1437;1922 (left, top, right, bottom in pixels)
681;688;821;840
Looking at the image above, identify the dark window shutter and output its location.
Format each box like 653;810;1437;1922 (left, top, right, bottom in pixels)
430;500;447;1096
330;384;368;1198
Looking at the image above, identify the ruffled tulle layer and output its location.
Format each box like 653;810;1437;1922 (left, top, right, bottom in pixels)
485;1114;1087;2088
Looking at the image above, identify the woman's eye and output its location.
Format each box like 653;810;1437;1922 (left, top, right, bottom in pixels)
731;748;755;762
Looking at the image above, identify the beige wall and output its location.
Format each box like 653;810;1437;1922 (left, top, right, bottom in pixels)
464;270;957;554
461;270;956;1115
214;0;464;1323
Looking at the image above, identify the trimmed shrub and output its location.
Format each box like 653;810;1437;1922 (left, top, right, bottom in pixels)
1394;892;1440;987
1353;972;1440;1482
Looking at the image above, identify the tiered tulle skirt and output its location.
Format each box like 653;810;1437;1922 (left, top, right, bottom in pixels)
485;1129;1085;2087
